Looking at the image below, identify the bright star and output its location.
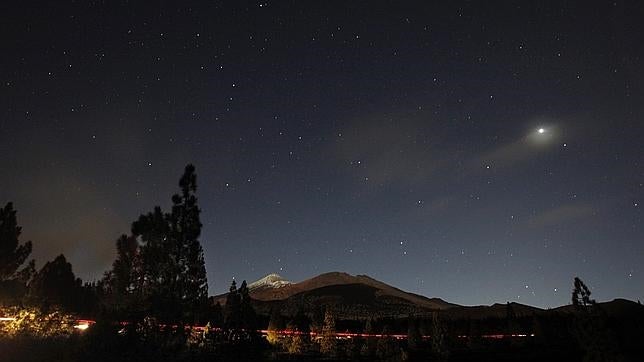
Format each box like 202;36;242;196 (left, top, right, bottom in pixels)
528;125;557;145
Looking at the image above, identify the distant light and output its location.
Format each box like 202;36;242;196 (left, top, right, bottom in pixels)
74;323;90;331
0;317;16;321
538;128;545;134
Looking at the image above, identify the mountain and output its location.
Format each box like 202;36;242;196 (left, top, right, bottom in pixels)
246;271;455;309
552;298;644;316
213;271;457;319
211;271;644;320
441;302;543;319
247;273;292;291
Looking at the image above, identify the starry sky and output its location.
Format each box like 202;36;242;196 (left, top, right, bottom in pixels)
1;1;643;308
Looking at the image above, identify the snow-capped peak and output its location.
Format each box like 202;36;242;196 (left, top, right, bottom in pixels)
248;273;292;290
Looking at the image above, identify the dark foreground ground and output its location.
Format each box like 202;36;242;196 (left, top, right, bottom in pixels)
1;331;641;362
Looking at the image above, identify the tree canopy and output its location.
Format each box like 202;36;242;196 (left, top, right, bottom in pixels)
28;254;81;311
0;202;35;304
102;164;209;324
0;202;35;283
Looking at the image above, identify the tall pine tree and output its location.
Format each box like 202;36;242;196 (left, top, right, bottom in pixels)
238;280;257;330
224;279;241;329
101;234;141;318
112;234;139;296
572;277;595;309
0;202;35;304
171;164;208;323
132;206;177;320
125;164;209;323
320;307;337;356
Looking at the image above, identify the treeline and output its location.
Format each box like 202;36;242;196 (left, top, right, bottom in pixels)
0;165;211;326
0;202;94;313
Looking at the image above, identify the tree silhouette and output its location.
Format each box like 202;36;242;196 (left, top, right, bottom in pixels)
285;312;310;355
285;319;306;354
267;307;285;345
224;279;241;329
28;254;81;311
170;164;208;322
284;309;311;354
572;276;595;309
0;202;35;304
124;164;209;323
570;277;622;362
101;234;141;318
132;206;177;320
238;280;257;330
111;234;139;296
319;307;337;356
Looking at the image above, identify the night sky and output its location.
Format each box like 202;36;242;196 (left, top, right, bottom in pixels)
1;1;643;308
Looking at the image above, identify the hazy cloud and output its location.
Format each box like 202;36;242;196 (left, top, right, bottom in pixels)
333;114;448;188
527;203;595;228
0;121;149;281
469;128;558;171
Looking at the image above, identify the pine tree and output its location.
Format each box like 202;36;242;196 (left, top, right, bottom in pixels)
320;307;337;356
28;254;82;311
238;280;257;330
170;164;208;322
572;277;595;309
285;319;306;354
101;234;141;318
225;279;241;329
0;202;35;304
570;277;622;362
111;234;139;296
285;309;311;354
132;206;177;320
267;307;285;345
126;164;209;323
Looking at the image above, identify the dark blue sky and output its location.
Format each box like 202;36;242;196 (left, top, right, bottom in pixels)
1;1;642;307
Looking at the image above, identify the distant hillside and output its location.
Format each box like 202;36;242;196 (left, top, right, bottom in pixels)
213;272;456;319
552;298;644;316
210;272;644;320
441;302;543;319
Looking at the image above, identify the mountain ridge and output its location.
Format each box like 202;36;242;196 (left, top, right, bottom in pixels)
210;272;643;320
247;273;292;291
212;271;456;317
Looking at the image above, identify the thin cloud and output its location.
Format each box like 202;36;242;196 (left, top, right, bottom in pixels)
333;113;448;188
469;132;557;171
527;203;595;228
